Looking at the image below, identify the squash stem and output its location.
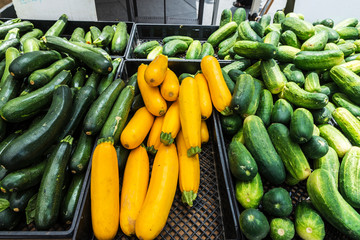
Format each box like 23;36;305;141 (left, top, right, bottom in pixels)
181;191;197;207
187;146;201;157
160;132;174;146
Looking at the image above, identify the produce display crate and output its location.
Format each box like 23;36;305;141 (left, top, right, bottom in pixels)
125;23;224;60
74;60;241;240
214;114;347;239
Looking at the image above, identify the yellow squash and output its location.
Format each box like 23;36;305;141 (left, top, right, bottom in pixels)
179;76;202;157
121;107;154;149
91;137;119;240
144;54;168;87
176;130;200;207
120;145;149;236
200;55;232;115
201;120;209;143
160;99;180;145
195;73;212;120
146;116;164;155
160;68;179;102
137;64;167;116
135;143;179;240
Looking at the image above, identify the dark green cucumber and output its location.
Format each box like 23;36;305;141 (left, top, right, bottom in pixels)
281;17;315;40
0;47;19;85
134;41;161;58
90;26;101;42
72;41;112;62
9;50;62;79
244;60;261;78
228;69;244;82
281;30;301;48
28;56;75;88
319;123;352;158
233;40;277;60
84;71;101;89
259;14;271;30
99;85;134;144
60;172;85;224
332;107;360;146
321;82;338;98
320;68;332;83
199;42;214;58
311;107;332;124
0;207;21;230
111;21;128;55
301;135;329;159
314;24;340;43
69;27;85;43
163;36;193;46
273;10;285;24
333;93;360;120
222;59;251;73
35;135;73;230
44;14;68;37
231;74;255;115
301;31;328;51
1;70;71;122
261;59;287;94
221;69;235;94
290;108;314;143
242;78;262;118
264;23;282;35
19;28;43;45
228;139;258;181
162;39;188;57
0;85;72;170
275;45;301;63
43;36;113;75
243;115;286;184
97;58;121;95
23;38;39;53
115;144;130;174
294;50;344;71
220;113;242;136
320;18;334;28
294;200;326;240
235;173;263;209
93;25;115;47
249;21;264;38
255;89;273;127
345;53;360;62
282;82;329;109
83;78;125;136
270;218;295;240
281;63;305;86
336;27;359;40
263;30;280;46
268;123;311;180
304;71;321;92
9;187;37;212
69;132;94;174
0;39;20;61
238;20;262;42
313;147;339;186
219;9;232;27
239;208;270;240
185;40;201;59
233;7;246;25
207;21;238;46
70;67;87;88
263;187;293;217
219;31;238;49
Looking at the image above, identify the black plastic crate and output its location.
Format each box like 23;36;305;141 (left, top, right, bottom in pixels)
125;23;230;60
75;60;241;240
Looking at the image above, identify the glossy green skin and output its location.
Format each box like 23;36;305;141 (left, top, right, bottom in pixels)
290;108;314;144
9;187;37;212
294;200;325;240
228;69;244;82
242;79;263;118
131;93;145;112
334;18;358;30
69;132;94;174
19;28;43;44
89;26;101;41
207;21;237;46
0;75;22;110
84;71;101;89
219;9;232;27
243;115;286;185
69;27;85;43
111;22;128;55
0;39;19;63
259;14;271;30
345;53;360;62
281;63;304;87
1;70;71;122
9;50;62;79
60;172;85;224
263;31;280;47
307;169;360;239
0;130;22;156
235;173;263;209
264;24;281;35
233;7;246;25
0;165;7;180
134;41;161;58
163;39;188;57
255;89;273;127
72;41;112;61
319;124;352;158
199;42;214;58
271;99;293;126
116;144;130;174
238;20;262;42
301;31;328;51
163;36;193;46
0;86;72;171
228;139;258;181
0;47;19;86
263;187;293;217
281;17;315;40
239;208;270;240
275;45;301;63
4;28;19;41
220;113;242;136
83;78;125;136
304;71;321;93
314;25;339;43
294;50;344;71
44;14;68;36
70;67;87;88
336;27;359;40
338;42;356;57
333;93;360;120
261;59;287;94
231;74;255;115
0;207;21;230
0;58;6;79
127;72;139;95
311;107;331;125
281;30;301;49
321;82;337;99
219;31;238;50
93;25;115;47
249;21;264;38
301;135;329;159
270;218;295;240
23;38;39;53
234;41;277;60
184;40;201;59
244;61;261;78
97;58;122;95
333;107;360;146
273;11;285;24
313;147;339;186
0;21;33;39
222;59;251;74
268;123;311;181
44;36;113;75
35;136;73;230
221;69;235;94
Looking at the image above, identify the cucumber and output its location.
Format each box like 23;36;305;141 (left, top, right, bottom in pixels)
320;18;334;28
332;93;360;120
72;41;112;62
301;31;328;51
262;187;293;217
238;20;262;42
0;39;20;61
242;78;262;118
271;99;293;126
231;74;254;115
1;47;19;85
22;38;39;53
228;139;258;181
264;23;282;35
314;25;340;43
44;14;67;37
332;107;360;146
255;89;273;127
261;59;287;94
235;173;263;209
239;209;270;240
294;200;326;240
111;21;128;55
60;172;85;224
243;115;286;184
99;85;134;144
336;27;359;40
35;135;73;230
270;218;295;240
9;50;62;79
43;36;113;75
220;113;242;136
83;78;125;136
162;39;188;57
338;42;356;57
244;61;261;78
233;7;246;25
281;17;315;40
273;10;285;24
93;25;115;47
290;108;314;144
321;82;338;98
9;187;37;212
325;101;336;114
69;27;85;43
259;14;271;30
207;21;238;46
249;21;264;38
301;135;329;159
345;53;360;62
69;132;95;174
304;71;321;93
97;58;121;95
334;18;359;30
222;69;235;94
199;42;214;58
307;169;360;239
0;207;21;230
281;63;305;86
222;59;251;73
313;147;339;186
281;30;301;49
282;82;329;109
147;46;163;59
0;85;72;171
294;50;344;71
219;9;232;27
269;123;311;181
275;45;301;63
263;31;280;46
185;40;201;59
311;107;331;125
228;69;244;82
233;40;277;60
70;67;87;88
232;124;244;143
319;124;352;158
163;36;193;46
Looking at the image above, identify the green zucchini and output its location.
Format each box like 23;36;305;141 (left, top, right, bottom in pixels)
84;71;101;89
97;58;121;95
44;14;68;37
231;74;254;115
270;218;295;240
19;28;43;45
275;45;301;63
255;89;273;127
69;132;94;174
0;207;21;230
301;31;328;51
131;93;144;112
162;39;188;57
0;21;33;39
233;7;246;25
332;92;360;120
111;21;128;55
332;107;360;146
313;147;339;186
304;71;321;93
1;47;19;85
199;42;214;58
290;108;314;143
294;50;344;71
116;144;130;174
9;187;37;212
238;20;262;42
273;10;285;24
23;38;39;53
281;17;315;40
185;40;201;59
239;209;270;240
233;40;277;60
0;39;20;61
220;113;242;136
70;67;87;88
219;9;232;27
207;21;238;46
235;173;263;209
0;75;22;110
72;41;112;62
281;63;305;86
262;187;293;217
261;59;287;94
90;26;101;42
4;28;19;40
93;25;115;47
69;27;85;43
281;30;301;48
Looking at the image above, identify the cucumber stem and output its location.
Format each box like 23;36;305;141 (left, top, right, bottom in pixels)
160;132;174;145
187;146;201;157
181;190;197;207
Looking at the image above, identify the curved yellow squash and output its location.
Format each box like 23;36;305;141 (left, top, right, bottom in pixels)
200;55;232;115
177;130;200;207
160;68;179;102
144;54;168;87
195;73;212;120
121;107;154;149
200;120;209;144
160;99;180;145
120;145;149;236
135;143;179;240
91;138;119;240
146;116;164;155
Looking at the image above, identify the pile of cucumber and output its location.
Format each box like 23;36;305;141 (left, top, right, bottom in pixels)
0;15;135;231
220;10;360;240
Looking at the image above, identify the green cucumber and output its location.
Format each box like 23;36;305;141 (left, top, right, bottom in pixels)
1;70;71;122
270;218;295;240
244;61;261;78
314;25;340;43
307;169;360;239
231;74;254;115
264;23;282;35
311;107;331;125
319;124;352;158
69;132;94;174
222;69;235;94
304;71;321;93
275;45;301;63
233;7;246;25
199;42;214;58
239;208;270;240
301;135;329;159
281;17;315;40
238;20;262;42
320;18;334;28
219;32;238;49
185;40;201;59
228;69;243;82
232;125;244;143
281;63;305;86
35;135;73;230
281;30;301;48
97;58;121;95
111;21;128;55
325;101;336;114
23;38;39;53
294;200;326;240
0;39;20;61
219;9;232;27
233;40;277;60
70;67;87;88
332;92;360;120
271;99;293;126
268;123;311;180
249;21;264;38
99;85;134;144
345;53;360;62
44;14;68;37
207;21;238;46
72;41;112;62
235;173;263;209
147;46;162;59
163;36;193;46
262;187;293;217
9;187;37;212
9;50;62;79
69;27;85;43
355;39;360;52
259;14;271;30
273;10;285;24
242;78;262;118
93;25;115;47
334;18;359;30
338;42;356;57
261;59;287;94
336;27;359;40
0;85;72;171
321;82;338;98
243;115;286;184
162;39;188;57
19;28;43;45
290;108;314;143
301;31;328;51
255;89;273;127
263;31;280;46
222;59;251;73
332;107;360;146
294;50;344;70
220;113;242;136
1;47;19;85
313;147;340;186
90;26;101;42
